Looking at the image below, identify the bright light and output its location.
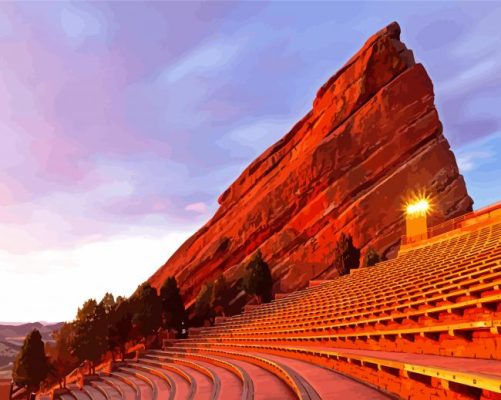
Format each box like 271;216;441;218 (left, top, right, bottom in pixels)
406;199;430;216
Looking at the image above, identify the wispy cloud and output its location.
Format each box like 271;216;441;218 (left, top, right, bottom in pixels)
185;202;209;214
59;4;107;45
0;1;500;321
159;38;244;84
457;150;495;172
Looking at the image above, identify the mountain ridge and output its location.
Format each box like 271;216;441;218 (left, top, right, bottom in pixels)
149;21;473;307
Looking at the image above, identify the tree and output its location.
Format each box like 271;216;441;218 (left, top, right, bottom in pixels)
48;323;78;388
242;250;273;304
194;282;214;323
211;275;230;316
107;299;132;361
363;247;381;267
160;276;186;331
131;283;162;338
70;299;108;374
334;233;360;276
99;292;116;315
12;329;50;398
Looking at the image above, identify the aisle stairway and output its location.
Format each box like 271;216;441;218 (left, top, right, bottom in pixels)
55;207;501;399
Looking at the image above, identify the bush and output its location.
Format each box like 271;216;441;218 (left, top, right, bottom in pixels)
364;247;381;267
242;250;273;304
334;233;360;275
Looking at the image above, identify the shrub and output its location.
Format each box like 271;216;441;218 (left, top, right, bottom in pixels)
334;233;360;275
364;247;381;267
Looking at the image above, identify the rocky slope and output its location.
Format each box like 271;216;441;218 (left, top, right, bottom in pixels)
149;22;473;305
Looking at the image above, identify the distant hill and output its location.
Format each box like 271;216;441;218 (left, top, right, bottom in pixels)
0;322;63;341
0;321;63;379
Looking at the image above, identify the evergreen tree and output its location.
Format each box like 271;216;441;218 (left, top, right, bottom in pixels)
363;247;381;267
194;282;214;323
160;276;186;331
49;323;78;388
242;250;273;304
211;275;229;316
12;329;50;397
107;299;132;361
99;292;116;315
131;283;162;337
334;233;360;275
70;299;108;374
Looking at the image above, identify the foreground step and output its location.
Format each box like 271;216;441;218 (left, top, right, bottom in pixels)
154;349;295;400
65;385;91;400
151;349;254;400
137;359;196;399
153;350;242;399
118;366;158;400
113;369;153;400
80;384;107;400
89;380;121;400
124;362;176;400
143;353;216;399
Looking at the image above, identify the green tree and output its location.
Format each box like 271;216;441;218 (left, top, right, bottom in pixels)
70;299;108;374
99;292;116;315
363;247;381;267
107;299;132;361
12;329;50;398
160;276;186;331
242;250;273;304
334;233;360;276
211;275;230;316
48;323;78;388
194;282;214;323
131;283;162;337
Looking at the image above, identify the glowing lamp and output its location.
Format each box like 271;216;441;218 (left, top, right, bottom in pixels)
406;199;430;216
405;197;430;242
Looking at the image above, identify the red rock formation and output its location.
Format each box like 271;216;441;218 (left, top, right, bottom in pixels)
148;22;472;304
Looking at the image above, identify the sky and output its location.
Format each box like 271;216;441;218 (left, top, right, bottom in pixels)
0;1;500;323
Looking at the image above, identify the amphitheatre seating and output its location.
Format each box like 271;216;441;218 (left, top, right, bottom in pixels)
55;213;501;399
183;223;501;361
172;218;501;399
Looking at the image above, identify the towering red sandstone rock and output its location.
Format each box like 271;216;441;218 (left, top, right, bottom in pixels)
149;22;472;304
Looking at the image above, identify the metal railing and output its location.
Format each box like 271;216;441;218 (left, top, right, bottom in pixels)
401;201;501;245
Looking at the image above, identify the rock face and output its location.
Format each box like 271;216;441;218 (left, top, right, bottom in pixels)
148;22;473;305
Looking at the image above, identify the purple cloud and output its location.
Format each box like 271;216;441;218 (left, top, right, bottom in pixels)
0;1;500;253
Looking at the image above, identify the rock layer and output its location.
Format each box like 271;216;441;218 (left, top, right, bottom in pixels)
149;22;473;304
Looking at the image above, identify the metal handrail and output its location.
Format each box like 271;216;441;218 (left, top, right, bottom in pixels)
401;201;501;245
